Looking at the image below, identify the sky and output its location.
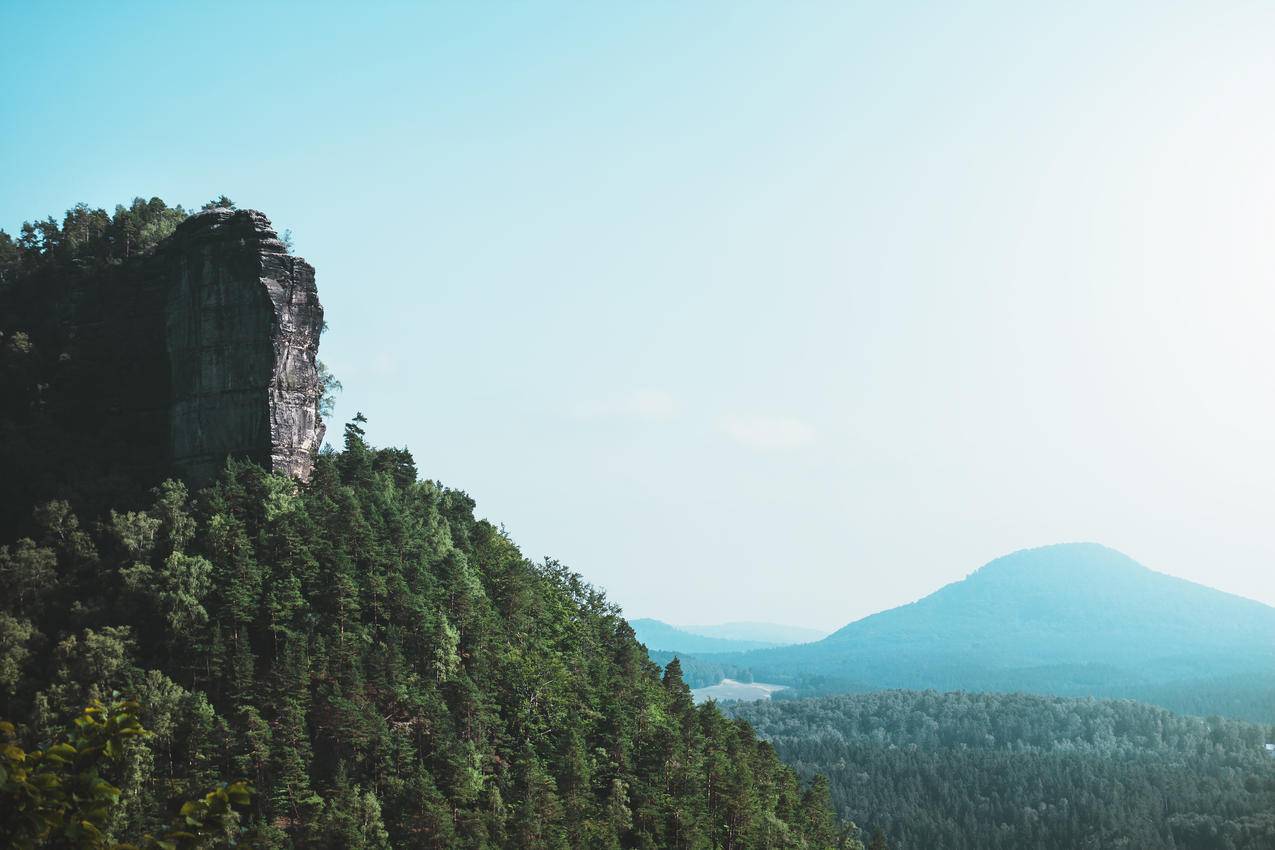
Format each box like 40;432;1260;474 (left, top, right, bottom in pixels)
3;1;1274;631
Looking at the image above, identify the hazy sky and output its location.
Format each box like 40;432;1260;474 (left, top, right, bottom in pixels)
4;2;1274;630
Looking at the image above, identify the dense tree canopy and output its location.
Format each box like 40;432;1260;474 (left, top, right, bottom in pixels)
0;699;252;849
0;421;859;848
730;690;1275;850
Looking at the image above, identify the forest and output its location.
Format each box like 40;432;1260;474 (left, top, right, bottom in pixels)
730;690;1275;850
0;200;860;849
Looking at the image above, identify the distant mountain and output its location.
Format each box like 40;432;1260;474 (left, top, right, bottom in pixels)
632;618;826;655
719;543;1275;720
630;618;782;653
684;621;826;644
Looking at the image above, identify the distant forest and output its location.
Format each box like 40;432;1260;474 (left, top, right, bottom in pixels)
730;690;1275;850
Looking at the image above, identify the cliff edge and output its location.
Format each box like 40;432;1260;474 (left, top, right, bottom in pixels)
0;204;325;536
160;208;325;483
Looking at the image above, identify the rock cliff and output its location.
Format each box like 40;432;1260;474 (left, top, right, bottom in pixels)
0;207;325;498
159;208;325;483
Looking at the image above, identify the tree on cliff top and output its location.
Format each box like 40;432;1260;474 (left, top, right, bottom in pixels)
200;195;236;211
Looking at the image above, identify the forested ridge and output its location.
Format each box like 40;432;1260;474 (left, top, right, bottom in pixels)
0;199;859;849
730;690;1275;850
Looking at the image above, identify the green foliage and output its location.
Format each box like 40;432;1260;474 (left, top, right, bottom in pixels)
0;698;251;849
0;424;850;848
200;196;236;212
316;360;341;420
0;614;34;694
731;690;1275;850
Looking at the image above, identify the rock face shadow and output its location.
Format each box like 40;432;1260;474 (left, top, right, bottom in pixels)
160;207;325;484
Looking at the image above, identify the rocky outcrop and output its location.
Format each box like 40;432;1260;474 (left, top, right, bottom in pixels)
159;208;324;483
7;208;327;490
0;206;325;538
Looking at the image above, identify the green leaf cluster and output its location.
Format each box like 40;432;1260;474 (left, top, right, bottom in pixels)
0;699;251;849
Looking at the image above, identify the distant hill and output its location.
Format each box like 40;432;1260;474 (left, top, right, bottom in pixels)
684;621;826;644
717;543;1275;720
630;618;786;653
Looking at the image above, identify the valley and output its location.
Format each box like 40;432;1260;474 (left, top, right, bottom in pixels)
638;545;1275;847
689;678;787;704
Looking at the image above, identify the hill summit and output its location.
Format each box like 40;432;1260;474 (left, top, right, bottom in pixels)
730;543;1275;715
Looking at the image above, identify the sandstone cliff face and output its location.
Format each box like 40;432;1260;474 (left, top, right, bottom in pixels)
160;208;325;483
0;206;325;537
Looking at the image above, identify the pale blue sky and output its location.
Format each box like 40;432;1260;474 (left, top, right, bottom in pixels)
4;2;1274;630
